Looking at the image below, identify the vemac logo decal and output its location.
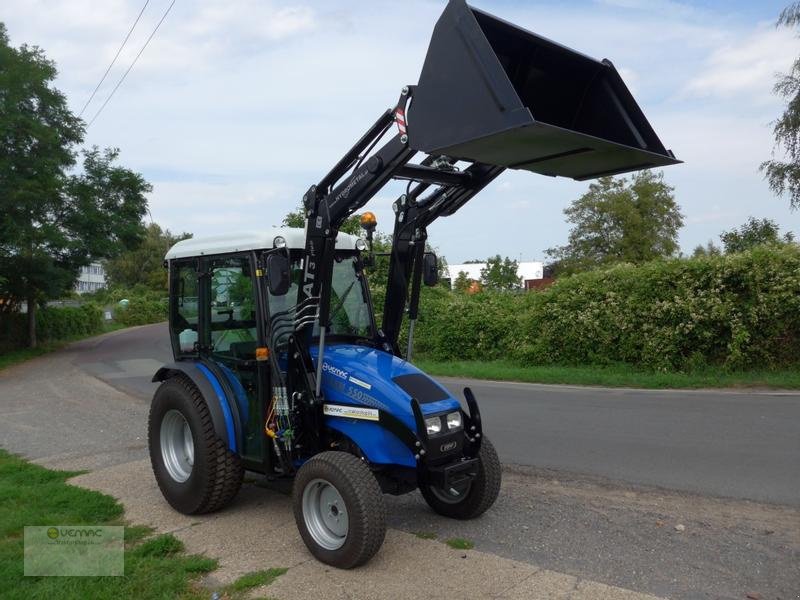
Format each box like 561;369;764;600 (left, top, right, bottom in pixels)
322;363;349;380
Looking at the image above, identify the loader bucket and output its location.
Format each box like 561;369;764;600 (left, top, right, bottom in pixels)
408;0;680;180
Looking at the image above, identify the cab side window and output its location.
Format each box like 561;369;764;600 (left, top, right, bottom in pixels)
208;256;257;360
171;262;199;354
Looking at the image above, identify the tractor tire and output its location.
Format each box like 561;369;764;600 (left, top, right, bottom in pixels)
293;451;386;569
148;375;243;514
420;437;501;520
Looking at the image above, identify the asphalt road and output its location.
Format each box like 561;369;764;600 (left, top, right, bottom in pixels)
72;323;800;507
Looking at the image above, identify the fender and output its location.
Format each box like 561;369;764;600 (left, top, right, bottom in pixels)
152;360;242;454
324;418;417;468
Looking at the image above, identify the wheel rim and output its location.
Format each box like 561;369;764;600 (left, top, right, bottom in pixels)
160;409;194;483
302;478;348;550
429;480;472;505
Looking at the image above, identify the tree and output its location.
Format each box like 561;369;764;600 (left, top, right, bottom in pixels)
281;205;394;291
761;3;800;209
0;25;150;346
279;206;449;305
546;171;683;273
480;255;521;290
105;223;192;291
720;217;794;254
453;270;472;292
692;241;722;258
282;205;362;235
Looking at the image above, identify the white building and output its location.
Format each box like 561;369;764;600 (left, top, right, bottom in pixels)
444;261;544;289
75;262;107;294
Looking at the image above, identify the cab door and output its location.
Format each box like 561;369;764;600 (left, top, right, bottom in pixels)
203;254;266;465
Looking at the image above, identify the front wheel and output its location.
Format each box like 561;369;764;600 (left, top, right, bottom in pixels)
292;452;386;569
420;437;501;520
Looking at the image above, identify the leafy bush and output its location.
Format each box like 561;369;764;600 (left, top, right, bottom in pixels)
411;286;521;361
82;285;164;305
0;304;104;352
411;245;800;371
114;296;167;327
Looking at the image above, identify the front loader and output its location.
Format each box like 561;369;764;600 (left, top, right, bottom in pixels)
148;0;679;569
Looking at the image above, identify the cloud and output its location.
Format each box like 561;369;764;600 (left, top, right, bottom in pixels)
146;179;295;235
592;0;702;20
686;205;743;226
616;66;639;96
2;0;798;261
185;2;316;41
683;25;799;103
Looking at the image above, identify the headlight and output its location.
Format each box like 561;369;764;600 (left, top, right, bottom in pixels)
446;411;462;430
355;238;367;251
424;416;442;435
273;235;286;249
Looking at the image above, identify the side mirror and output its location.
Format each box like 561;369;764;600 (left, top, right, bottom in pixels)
266;253;290;296
422;252;439;287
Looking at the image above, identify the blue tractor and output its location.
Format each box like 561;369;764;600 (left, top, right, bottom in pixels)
148;0;679;568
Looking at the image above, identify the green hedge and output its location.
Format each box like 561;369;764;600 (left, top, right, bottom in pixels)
0;304;104;353
114;297;168;327
409;245;800;371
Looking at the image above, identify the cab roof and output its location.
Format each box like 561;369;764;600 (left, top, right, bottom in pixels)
164;227;361;260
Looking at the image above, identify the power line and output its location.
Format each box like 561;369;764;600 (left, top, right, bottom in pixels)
79;0;151;118
88;0;177;128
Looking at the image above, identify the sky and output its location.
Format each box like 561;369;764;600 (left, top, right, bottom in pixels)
3;0;799;263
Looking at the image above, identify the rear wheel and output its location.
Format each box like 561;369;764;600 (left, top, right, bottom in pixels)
148;375;243;514
293;452;385;569
420;437;501;519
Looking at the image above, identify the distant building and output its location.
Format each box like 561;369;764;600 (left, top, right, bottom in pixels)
443;261;546;290
75;262;106;294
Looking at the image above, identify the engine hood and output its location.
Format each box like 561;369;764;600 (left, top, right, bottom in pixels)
310;343;461;432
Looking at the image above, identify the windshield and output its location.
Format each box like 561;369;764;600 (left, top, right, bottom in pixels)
267;251;374;344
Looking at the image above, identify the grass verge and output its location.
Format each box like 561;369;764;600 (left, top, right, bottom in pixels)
445;537;474;550
0;322;126;372
0;448;218;599
415;359;800;390
225;568;288;594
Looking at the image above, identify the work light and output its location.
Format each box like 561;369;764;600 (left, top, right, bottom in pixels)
273;236;287;249
424;416;442;435
446;411;462;430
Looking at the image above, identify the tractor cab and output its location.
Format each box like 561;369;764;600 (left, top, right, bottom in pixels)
162;229;369;462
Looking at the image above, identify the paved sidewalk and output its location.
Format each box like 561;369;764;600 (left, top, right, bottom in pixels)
0;336;150;471
71;460;664;600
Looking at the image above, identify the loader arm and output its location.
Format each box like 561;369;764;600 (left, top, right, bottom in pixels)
381;161;505;355
293;87;491;398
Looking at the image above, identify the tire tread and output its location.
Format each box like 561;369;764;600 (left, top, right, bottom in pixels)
420;437;502;520
148;374;243;514
293;451;386;568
